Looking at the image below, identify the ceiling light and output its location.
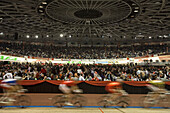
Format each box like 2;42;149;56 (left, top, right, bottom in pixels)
60;34;63;37
39;10;43;13
123;36;126;38
134;10;138;12
149;36;152;39
0;32;3;35
164;35;168;38
0;18;3;23
42;2;47;4
39;6;43;8
26;35;30;38
69;35;72;38
46;35;49;37
35;35;38;38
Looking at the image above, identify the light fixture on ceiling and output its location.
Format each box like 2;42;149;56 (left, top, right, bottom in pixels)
134;10;138;12
0;18;3;23
60;34;64;37
39;6;43;8
149;36;152;39
26;35;30;38
46;35;49;37
164;35;168;38
39;10;44;13
35;35;38;38
0;32;3;35
42;2;47;5
69;35;72;38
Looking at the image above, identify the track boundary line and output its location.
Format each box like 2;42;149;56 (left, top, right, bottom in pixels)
1;106;170;109
98;108;104;113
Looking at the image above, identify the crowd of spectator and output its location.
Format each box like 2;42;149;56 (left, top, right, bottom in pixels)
0;62;169;81
0;41;169;59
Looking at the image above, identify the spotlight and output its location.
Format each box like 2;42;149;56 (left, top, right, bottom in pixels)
42;2;47;5
0;18;3;23
39;6;43;8
26;35;30;38
164;35;168;38
0;32;3;35
39;10;44;13
149;36;152;39
131;15;134;18
46;35;49;37
69;35;72;38
134;10;138;12
60;34;63;37
35;35;38;38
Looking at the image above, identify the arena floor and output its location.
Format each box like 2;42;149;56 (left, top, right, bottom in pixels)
0;108;170;113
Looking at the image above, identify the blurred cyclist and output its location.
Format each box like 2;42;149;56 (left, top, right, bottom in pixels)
105;81;128;101
146;80;168;101
0;77;23;104
59;81;81;106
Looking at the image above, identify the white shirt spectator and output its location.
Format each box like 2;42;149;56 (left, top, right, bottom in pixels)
77;69;82;74
79;75;85;81
136;70;141;75
3;73;13;79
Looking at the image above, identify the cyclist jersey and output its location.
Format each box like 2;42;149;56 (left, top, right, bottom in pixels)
0;79;17;89
1;79;17;85
148;80;165;88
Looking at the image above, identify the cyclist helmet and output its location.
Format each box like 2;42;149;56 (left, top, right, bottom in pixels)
62;81;75;86
105;82;122;93
148;80;165;88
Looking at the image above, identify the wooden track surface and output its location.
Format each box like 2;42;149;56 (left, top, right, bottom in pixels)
0;93;170;107
0;108;170;113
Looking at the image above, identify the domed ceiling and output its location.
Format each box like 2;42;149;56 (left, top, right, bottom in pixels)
0;0;169;44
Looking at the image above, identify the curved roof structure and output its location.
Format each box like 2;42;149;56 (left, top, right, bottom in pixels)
0;0;169;44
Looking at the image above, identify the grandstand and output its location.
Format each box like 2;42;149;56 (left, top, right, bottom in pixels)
0;0;170;113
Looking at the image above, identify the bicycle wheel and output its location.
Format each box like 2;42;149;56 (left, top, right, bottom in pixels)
159;95;169;108
117;95;131;107
116;101;129;108
51;95;65;107
97;95;111;102
97;100;110;108
15;95;31;108
139;96;153;108
71;95;87;107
